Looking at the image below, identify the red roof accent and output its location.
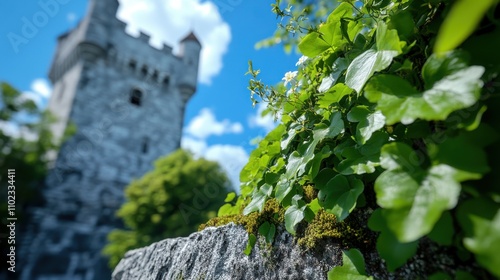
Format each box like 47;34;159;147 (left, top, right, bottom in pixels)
181;31;201;45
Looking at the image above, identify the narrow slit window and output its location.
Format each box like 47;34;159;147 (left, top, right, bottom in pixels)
129;60;137;71
142;138;149;154
141;65;148;77
130;89;142;106
163;76;170;87
152;70;158;82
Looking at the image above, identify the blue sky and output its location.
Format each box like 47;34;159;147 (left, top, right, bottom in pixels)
0;0;303;189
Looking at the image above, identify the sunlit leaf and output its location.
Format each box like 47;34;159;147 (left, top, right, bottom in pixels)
328;249;372;279
434;0;496;53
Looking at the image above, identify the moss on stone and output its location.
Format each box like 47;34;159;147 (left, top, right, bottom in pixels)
200;198;373;253
302;185;318;203
296;209;372;251
199;199;284;235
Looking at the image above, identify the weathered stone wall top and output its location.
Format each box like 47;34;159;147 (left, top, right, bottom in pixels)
113;223;343;280
113;222;486;280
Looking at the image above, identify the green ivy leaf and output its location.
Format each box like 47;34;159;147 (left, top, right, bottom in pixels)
428;133;490;181
310;146;333;180
348;107;386;144
434;0;496;53
285;151;306;179
283;112;345;179
427;211;454;246
337;132;388;175
265;173;280;185
376;164;461;242
365;64;484;125
217;203;234;217
457;197;499;237
357;111;386;144
388;11;415;40
313;111;345;141
244;233;257;256
317;175;364;221
258;222;276;244
428;272;452;280
298;3;360;57
318;58;349;93
281;126;298;150
224;192;236;203
285;205;305;235
346;21;403;93
421;51;470;89
328;249;372;279
315;168;337;186
243;184;273;215
275;176;294;203
308;198;322;214
464;210;500;278
318;83;353;109
377;227;418;271
379;142;419;172
368;209;418;271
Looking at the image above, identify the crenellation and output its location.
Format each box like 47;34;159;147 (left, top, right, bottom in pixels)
138;31;151;43
161;43;173;54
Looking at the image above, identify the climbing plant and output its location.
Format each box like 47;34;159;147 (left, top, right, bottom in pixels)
217;0;500;278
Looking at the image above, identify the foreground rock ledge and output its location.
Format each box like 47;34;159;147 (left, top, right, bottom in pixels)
112;223;482;280
112;223;343;280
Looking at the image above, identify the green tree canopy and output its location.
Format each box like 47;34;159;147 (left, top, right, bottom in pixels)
103;149;231;268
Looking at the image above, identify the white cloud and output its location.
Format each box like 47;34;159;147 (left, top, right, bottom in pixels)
31;78;51;98
186;108;243;139
248;103;277;132
182;136;248;191
0;120;38;141
182;108;248;191
205;145;248;189
181;136;207;156
118;0;231;84
20;78;52;109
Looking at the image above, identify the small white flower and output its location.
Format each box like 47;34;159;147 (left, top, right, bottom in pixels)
295;55;308;67
332;63;338;72
282;71;298;86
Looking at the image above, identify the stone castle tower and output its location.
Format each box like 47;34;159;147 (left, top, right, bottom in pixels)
19;0;201;279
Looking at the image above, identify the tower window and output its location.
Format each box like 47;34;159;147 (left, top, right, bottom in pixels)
163;76;170;87
152;70;158;82
142;138;149;154
129;60;137;71
141;65;148;77
130;89;142;106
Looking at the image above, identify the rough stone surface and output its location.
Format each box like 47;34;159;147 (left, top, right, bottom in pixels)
113;221;488;280
112;223;343;280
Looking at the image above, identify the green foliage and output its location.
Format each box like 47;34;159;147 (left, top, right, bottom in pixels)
328;249;373;279
103;149;230;268
220;0;500;277
434;0;498;53
0;82;69;259
256;1;341;52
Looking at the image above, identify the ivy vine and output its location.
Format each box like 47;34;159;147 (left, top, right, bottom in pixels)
217;0;500;278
